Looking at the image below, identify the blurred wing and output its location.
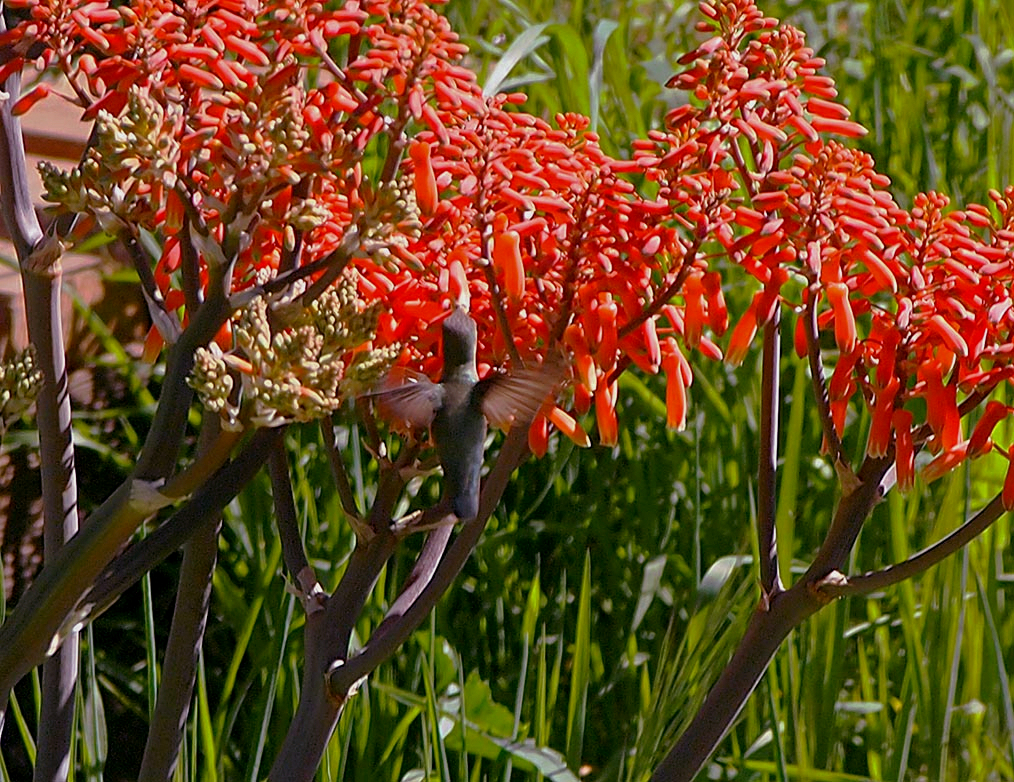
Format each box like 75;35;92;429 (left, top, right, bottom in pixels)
366;369;443;432
478;360;563;431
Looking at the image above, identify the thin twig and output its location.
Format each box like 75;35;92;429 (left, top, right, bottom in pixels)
757;310;782;596
320;416;362;520
371;522;453;631
803;287;846;465
298;232;358;306
229;244;348;309
178;211;203;314
123;231;180;341
269;438;315;584
822;494;1007;598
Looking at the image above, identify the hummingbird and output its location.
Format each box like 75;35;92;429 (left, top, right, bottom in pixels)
371;305;560;520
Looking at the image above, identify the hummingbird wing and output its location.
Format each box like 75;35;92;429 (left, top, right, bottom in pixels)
367;368;444;433
476;359;564;431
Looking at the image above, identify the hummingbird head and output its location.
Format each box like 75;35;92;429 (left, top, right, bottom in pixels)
441;306;478;380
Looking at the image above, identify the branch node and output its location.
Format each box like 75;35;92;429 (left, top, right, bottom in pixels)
25;233;62;275
835;460;862;498
287;566;327;614
325;659;366;705
392;506;457;538
128;478;172;514
809;569;848;605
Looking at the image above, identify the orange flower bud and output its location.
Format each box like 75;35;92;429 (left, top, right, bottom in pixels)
702;271;728;335
662;349;687;431
573;382;592;415
830;397;849;439
874;329;899;389
448;258;468;304
643;318;661;369
923;441;970;483
826;282;857;353
12;83;50;115
969;400;1010;458
927;314;969;358
528;412;549;457
492;229;525;300
574;351;597;392
548;405;590;447
893;409;915;493
596;298;618;369
142;326;165;363
683;273;705;348
859;248;898;293
726;298;758;367
595;381;618;446
697;336;723;361
793;310;808;359
165;187;185;232
213;319;233;351
409;140;438;216
867;377;899;458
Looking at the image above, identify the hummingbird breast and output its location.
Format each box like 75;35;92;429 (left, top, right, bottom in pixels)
433;382;487;520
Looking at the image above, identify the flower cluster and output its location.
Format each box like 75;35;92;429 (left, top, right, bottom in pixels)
7;0;1014;493
0;347;43;435
189;277;396;430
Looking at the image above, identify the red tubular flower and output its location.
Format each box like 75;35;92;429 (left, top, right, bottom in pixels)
927;314;969;358
874;328;900;389
702;271;728;335
644;319;662;368
12;83;50;115
683;273;706;348
595;298;619;370
826;282;857;354
725;300;758;368
893;409;915;492
859;248;898;293
830;398;849;440
528;412;549;457
595;381;619;446
968;401;1010;457
867;376;899;458
409;140;439;216
492;229;525;300
573;383;592;416
809;117;868;138
923;442;970;483
662;348;688;431
792;315;810;363
547;405;590;447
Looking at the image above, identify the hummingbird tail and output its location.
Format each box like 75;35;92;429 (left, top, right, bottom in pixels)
452;490;480;521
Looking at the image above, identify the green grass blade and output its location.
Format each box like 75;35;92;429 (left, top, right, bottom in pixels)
483;23;551;97
564;551;591;771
